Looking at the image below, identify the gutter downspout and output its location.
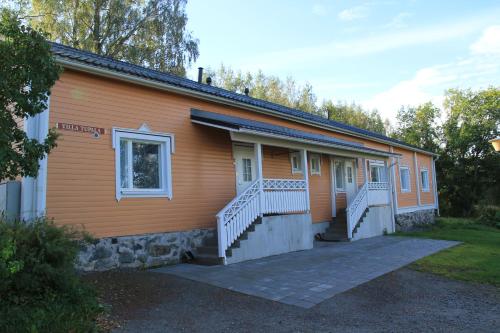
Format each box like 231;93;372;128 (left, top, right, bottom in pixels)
432;156;440;216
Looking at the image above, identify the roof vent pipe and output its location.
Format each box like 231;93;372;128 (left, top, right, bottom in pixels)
197;67;203;83
206;77;212;85
244;87;249;96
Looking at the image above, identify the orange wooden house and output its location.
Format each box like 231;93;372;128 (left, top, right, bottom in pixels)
16;43;439;269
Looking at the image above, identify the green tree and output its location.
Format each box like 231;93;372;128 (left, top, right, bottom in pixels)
0;9;60;180
205;65;320;115
18;0;198;76
392;102;441;152
438;87;500;216
321;100;387;134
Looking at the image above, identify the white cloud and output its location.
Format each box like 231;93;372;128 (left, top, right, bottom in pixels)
385;12;412;29
236;13;495;73
312;4;327;17
363;25;500;121
338;6;369;21
470;25;500;54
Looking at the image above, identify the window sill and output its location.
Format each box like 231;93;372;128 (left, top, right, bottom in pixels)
421;189;430;192
401;189;411;193
120;189;172;199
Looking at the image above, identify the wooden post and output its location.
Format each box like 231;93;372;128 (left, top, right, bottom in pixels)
330;157;336;218
362;157;368;183
301;149;310;212
255;143;264;216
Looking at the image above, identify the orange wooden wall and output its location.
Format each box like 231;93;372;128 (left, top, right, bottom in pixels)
46;69;435;237
308;154;332;223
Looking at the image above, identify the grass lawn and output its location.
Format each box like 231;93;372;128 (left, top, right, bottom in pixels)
397;217;500;287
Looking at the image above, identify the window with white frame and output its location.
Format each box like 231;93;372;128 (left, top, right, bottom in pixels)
310;153;321;175
242;158;253;182
290;152;302;173
369;161;387;183
421;169;430;192
334;160;345;191
399;166;411;192
113;128;173;200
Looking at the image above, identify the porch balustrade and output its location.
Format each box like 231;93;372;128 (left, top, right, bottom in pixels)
346;181;390;239
216;178;308;259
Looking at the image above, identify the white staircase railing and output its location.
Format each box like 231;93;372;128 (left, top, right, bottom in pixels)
346;182;368;239
216;178;308;259
346;181;390;239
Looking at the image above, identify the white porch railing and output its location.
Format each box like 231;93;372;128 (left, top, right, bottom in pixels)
263;179;308;214
346;181;390;239
368;181;390;206
216;178;308;258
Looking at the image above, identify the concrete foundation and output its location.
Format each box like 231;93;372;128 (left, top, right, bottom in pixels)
76;228;215;271
395;209;436;231
311;220;330;236
226;213;313;265
352;205;393;241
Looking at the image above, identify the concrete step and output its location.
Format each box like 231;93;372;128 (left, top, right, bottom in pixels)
204;236;218;247
320;232;349;242
191;253;223;266
192;216;263;265
197;245;218;256
352;208;370;237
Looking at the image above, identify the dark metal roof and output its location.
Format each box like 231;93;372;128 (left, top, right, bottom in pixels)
50;42;432;155
191;109;398;157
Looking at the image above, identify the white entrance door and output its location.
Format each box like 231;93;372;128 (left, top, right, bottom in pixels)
233;144;257;194
345;160;357;204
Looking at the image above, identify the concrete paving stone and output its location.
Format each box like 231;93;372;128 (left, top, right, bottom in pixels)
155;236;459;307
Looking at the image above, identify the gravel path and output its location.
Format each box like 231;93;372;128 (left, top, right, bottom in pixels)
86;268;500;332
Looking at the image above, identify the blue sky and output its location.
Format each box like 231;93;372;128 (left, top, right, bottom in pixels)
185;0;500;122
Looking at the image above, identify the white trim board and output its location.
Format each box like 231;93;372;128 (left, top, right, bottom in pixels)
396;205;436;214
21;97;50;220
229;132;395;160
112;127;173;201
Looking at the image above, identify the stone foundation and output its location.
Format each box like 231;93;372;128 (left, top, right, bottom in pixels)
395;209;436;231
77;228;215;271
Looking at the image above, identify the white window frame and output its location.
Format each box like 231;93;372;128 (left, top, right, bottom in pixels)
420;168;430;192
310;153;321;175
290;151;302;174
113;128;174;201
334;160;345;192
399;166;411;193
369;160;386;183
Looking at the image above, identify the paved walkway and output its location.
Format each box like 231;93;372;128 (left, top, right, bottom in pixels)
154;236;459;308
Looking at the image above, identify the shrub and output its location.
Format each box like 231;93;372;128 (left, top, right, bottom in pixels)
0;218;102;332
476;205;500;229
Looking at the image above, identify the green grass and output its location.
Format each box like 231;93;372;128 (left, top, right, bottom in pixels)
396;217;500;287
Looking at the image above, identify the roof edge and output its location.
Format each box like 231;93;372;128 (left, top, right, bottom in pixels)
54;54;438;157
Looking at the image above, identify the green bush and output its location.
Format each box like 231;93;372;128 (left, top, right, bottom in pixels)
476;205;500;229
0;218;102;332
